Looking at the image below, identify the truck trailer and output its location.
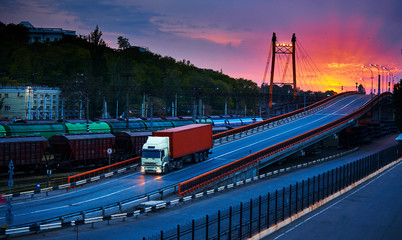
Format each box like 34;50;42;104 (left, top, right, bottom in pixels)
141;124;213;174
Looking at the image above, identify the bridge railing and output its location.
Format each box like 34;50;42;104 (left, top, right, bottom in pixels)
67;156;141;184
179;92;392;196
212;91;358;141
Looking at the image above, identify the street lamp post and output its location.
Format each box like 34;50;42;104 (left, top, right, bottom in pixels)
369;64;381;95
382;67;390;92
378;65;385;93
362;66;374;96
393;76;400;93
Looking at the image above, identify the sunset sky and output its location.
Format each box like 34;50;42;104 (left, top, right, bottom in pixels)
1;0;401;93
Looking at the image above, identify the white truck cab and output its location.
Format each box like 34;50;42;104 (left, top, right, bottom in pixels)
141;136;169;173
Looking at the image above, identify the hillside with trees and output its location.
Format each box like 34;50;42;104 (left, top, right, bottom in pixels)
0;22;333;118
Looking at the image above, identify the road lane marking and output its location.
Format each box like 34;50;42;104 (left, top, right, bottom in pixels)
210;95;364;160
8;95;369;216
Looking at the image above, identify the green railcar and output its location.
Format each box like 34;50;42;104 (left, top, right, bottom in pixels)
3;122;64;139
0;125;6;137
65;121;111;134
65;122;88;134
171;119;195;127
89;121;111;133
105;120;147;133
142;120;174;130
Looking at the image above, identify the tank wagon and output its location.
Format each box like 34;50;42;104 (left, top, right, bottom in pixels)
0;116;261;139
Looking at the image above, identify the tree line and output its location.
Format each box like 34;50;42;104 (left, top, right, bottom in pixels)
0;22;334;119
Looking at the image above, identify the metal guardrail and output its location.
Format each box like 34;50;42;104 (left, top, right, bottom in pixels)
212;91;358;142
0;92;367;234
1;158;142;200
68;156;141;184
0;146;363;237
3;143;397;237
65;92;350;186
3;181;180;231
1;92;353;199
178;92;392;196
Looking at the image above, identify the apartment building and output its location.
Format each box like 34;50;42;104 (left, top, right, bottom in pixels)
0;86;61;120
19;21;76;44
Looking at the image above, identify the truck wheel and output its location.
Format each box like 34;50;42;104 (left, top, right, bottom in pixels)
164;164;170;174
194;153;200;163
202;151;208;161
177;160;183;169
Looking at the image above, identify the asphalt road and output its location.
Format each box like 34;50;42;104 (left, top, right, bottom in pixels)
16;134;400;239
0;93;371;226
265;151;402;240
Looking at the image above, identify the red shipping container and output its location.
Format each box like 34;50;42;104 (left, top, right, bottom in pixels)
153;124;212;159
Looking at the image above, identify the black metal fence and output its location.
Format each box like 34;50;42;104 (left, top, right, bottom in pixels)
146;144;401;240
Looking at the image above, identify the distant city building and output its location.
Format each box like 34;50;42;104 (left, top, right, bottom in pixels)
0;86;61;120
129;45;149;52
19;21;76;44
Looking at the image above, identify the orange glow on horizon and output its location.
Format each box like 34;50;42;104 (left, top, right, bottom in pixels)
237;13;402;93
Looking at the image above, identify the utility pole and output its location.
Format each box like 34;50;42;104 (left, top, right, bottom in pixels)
193;98;196;122
86;92;89;133
6;160;14;226
370;64;381;95
126;75;129;130
235;90;239;116
116;99;118;119
62;97;66;133
103;96;107;118
172;101;174;117
192;88;197;122
150;95;153;130
175;93;178;117
142;93;146;118
225;99;227;116
198;90;202;122
43;94;47;120
27;87;31;120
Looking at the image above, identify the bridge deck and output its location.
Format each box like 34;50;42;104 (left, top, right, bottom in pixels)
18;134;400;239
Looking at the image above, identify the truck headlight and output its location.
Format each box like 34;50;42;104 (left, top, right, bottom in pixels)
141;166;145;173
156;167;162;173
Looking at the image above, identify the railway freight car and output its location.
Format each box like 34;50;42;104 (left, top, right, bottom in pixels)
49;133;115;169
0;125;6;137
113;131;152;160
0;136;48;172
102;119;147;133
65;121;111;134
2;122;64;139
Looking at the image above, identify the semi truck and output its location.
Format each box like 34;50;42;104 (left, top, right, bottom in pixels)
141;124;213;174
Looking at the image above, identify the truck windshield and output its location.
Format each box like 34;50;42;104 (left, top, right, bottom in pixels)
142;149;161;158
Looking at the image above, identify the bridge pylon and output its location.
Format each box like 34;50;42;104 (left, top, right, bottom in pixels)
266;32;297;109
